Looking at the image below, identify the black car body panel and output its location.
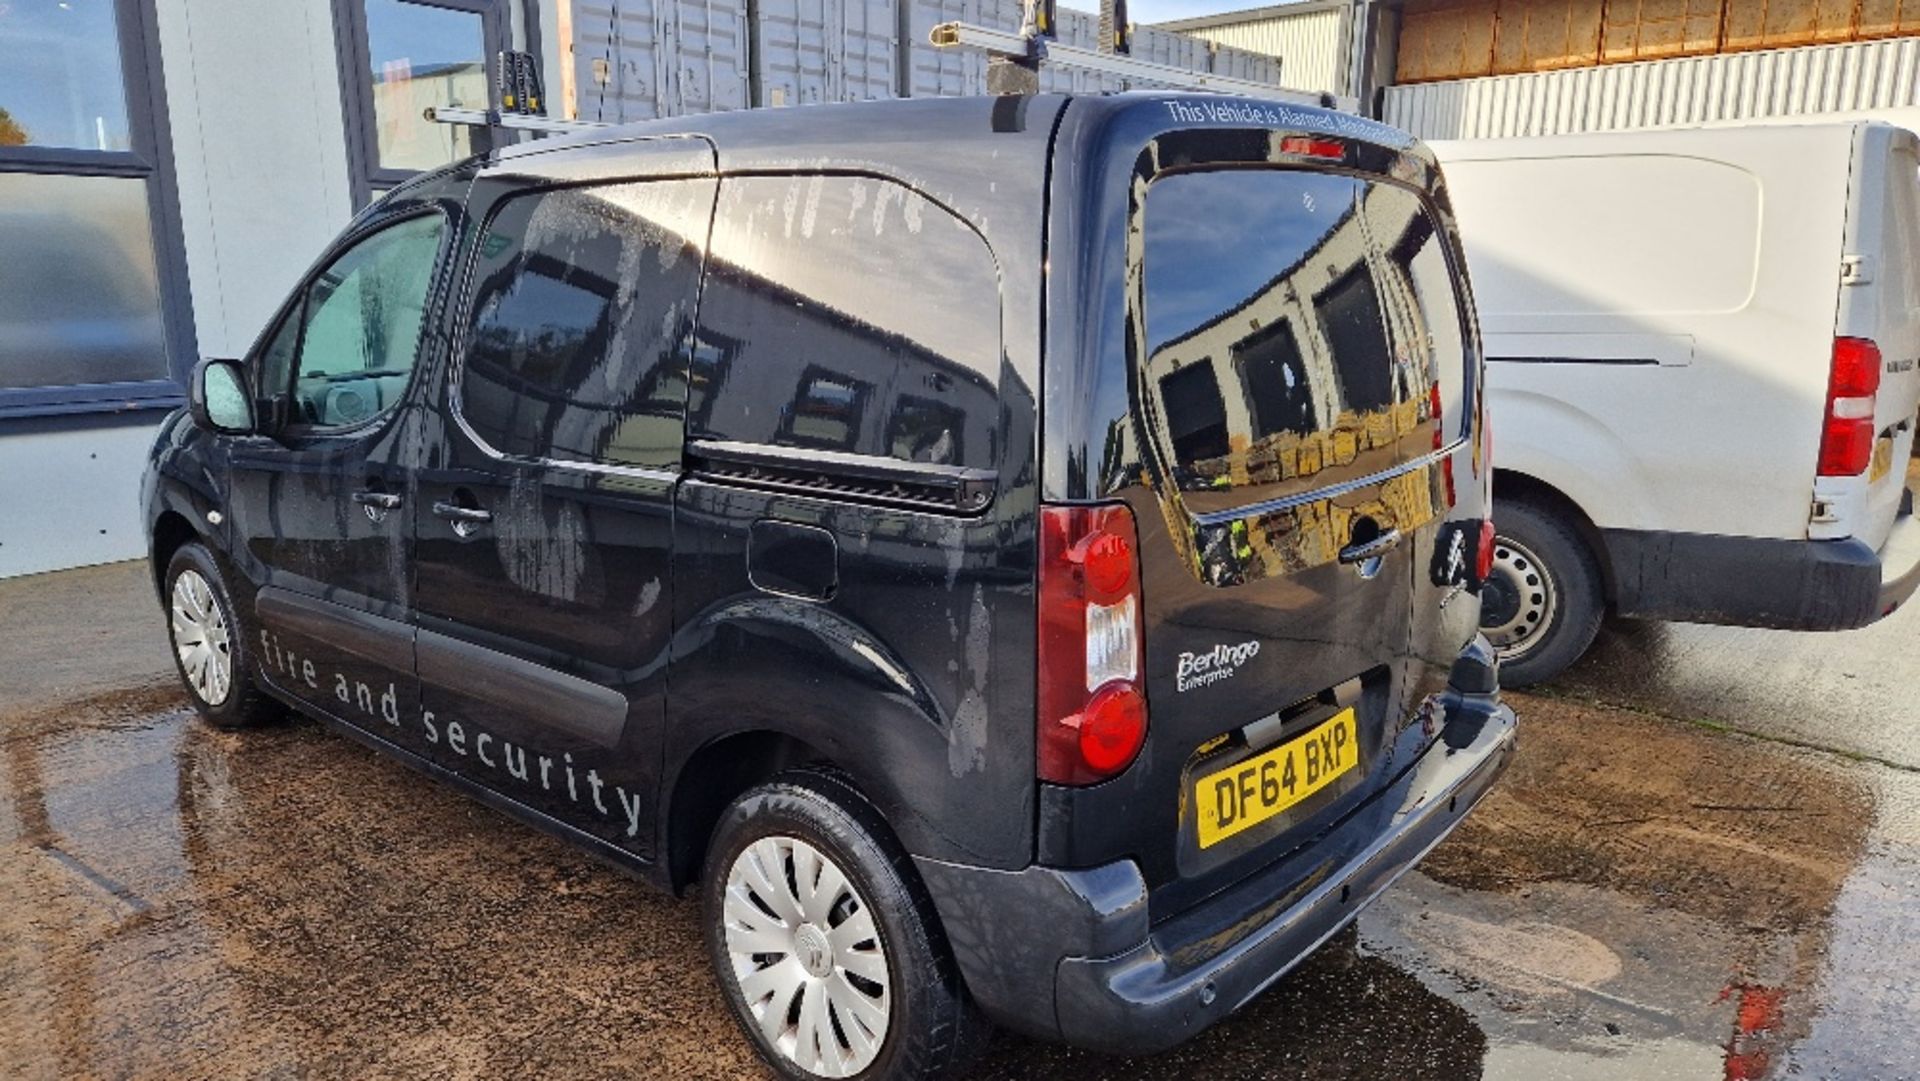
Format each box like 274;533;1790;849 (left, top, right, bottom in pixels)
142;91;1511;1057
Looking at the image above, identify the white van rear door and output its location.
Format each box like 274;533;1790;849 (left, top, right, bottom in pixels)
1834;124;1920;549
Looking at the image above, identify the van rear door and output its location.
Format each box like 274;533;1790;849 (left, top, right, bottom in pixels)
1833;123;1920;547
1039;119;1480;918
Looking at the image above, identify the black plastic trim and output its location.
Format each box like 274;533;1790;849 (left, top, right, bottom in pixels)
256;587;412;666
1488;355;1659;366
687;439;998;516
416;628;629;748
1604;527;1899;630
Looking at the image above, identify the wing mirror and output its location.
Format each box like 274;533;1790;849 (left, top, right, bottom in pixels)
188;358;256;435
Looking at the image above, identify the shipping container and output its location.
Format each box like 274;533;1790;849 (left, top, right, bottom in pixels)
754;0;900;106
574;0;753;120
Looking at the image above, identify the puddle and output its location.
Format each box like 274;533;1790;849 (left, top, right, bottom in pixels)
0;685;1910;1080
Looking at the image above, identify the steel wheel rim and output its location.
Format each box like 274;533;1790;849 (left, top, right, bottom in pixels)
1481;535;1557;660
170;569;233;707
723;835;891;1078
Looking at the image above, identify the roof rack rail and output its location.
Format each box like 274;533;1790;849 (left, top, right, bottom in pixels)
425;105;607;135
931;0;1339;106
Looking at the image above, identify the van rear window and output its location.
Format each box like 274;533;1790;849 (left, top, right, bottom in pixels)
1142;169;1467;512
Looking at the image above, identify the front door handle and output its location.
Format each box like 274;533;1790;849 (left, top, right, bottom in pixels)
432;501;493;538
352;490;401;523
1338;529;1402;567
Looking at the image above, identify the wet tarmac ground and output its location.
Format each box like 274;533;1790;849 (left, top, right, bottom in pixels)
5;562;1920;1080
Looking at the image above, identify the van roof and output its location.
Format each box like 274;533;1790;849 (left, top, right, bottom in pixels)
496;91;1406;186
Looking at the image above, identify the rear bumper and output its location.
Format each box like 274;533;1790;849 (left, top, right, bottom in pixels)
914;690;1515;1055
1606;519;1920;631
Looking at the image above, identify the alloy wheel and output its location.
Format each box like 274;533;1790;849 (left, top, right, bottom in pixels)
722;835;891;1077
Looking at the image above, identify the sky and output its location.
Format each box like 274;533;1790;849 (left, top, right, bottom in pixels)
1062;0;1282;26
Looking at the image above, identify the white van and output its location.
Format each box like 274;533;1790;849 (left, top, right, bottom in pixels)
1433;121;1920;686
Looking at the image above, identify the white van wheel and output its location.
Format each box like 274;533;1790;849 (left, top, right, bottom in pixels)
1482;537;1557;660
1480;501;1605;688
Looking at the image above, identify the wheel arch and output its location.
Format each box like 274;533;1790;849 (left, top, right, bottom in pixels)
150;509;203;599
664;729;889;895
1493;469;1617;607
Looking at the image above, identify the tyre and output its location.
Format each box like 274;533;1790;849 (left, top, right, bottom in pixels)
702;770;982;1081
1479;500;1605;689
164;542;278;729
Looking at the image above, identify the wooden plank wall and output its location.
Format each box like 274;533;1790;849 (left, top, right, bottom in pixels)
1397;0;1920;83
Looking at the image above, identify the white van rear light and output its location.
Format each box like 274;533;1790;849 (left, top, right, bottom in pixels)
1819;337;1883;477
1038;504;1147;785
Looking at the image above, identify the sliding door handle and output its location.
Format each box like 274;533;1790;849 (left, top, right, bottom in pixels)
432;501;492;538
351;490;401;523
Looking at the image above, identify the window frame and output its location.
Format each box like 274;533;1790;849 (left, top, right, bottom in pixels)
1138;163;1481;466
250;206;455;440
0;0;197;418
333;0;508;208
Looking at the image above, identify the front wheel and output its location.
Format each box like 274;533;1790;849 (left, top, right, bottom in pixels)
1478;500;1605;689
702;771;982;1081
165;543;278;729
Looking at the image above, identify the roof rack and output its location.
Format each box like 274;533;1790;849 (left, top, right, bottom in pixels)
931;0;1332;105
426;50;608;137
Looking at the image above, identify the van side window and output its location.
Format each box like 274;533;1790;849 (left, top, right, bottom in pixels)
457;179;712;470
262;213;446;431
1141;169;1462;511
691;175;1001;469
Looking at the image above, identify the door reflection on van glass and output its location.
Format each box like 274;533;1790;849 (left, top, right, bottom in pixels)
1143;169;1463;515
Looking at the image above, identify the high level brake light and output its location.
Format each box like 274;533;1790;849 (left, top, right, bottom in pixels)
1278;135;1345;161
1819;337;1883;477
1037;504;1147;785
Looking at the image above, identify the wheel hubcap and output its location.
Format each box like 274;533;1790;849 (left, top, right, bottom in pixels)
723;835;891;1078
1480;536;1557;661
170;569;233;707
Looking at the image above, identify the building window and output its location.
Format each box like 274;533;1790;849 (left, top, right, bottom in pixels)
0;0;193;416
2;0;133;151
337;0;505;203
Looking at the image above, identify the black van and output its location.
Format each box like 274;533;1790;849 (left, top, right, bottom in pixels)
145;93;1514;1079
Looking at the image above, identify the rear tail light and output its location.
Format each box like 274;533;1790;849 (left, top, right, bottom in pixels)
1819;337;1883;477
1476;518;1497;582
1038;503;1147;785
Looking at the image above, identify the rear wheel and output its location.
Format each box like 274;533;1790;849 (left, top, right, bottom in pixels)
702;771;981;1080
165;543;278;729
1479;500;1605;689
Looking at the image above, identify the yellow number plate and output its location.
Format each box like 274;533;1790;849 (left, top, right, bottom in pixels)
1195;708;1359;850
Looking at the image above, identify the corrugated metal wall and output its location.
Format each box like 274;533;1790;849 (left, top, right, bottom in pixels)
1398;0;1920;85
756;0;899;106
574;0;753;121
1383;33;1920;138
1181;6;1344;93
576;0;1285;116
